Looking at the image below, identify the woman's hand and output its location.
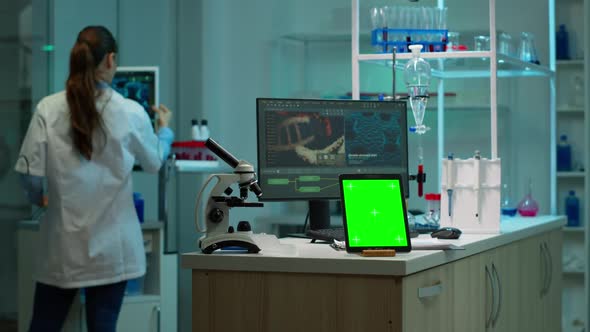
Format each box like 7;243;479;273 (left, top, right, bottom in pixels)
152;104;172;129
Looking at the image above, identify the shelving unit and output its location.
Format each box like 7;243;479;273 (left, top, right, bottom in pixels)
555;0;588;330
352;0;557;213
352;0;590;331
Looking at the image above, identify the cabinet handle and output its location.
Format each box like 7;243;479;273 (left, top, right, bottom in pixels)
540;242;551;296
491;263;502;327
485;265;495;329
544;242;553;294
539;243;547;296
152;305;161;332
418;282;443;299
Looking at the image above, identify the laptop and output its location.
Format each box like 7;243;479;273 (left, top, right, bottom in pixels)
339;174;412;253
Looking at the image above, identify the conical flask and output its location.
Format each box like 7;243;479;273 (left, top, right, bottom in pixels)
404;44;431;134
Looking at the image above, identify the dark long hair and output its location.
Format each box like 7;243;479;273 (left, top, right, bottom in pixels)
66;26;117;160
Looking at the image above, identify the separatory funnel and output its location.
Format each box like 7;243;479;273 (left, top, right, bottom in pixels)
404;44;431;135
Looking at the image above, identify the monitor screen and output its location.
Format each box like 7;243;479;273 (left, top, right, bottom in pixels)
112;66;159;130
256;98;409;205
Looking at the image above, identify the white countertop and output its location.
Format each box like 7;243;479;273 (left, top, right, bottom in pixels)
184;215;565;276
18;219;163;231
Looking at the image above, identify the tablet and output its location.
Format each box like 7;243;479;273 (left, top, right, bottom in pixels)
339;174;412;253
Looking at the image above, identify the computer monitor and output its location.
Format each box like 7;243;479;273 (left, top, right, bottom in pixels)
256;98;408;230
112;66;159;130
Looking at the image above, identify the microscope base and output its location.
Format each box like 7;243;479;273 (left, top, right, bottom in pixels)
199;233;261;254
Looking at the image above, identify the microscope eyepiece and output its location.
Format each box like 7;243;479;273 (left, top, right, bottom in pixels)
205;138;239;168
250;181;263;198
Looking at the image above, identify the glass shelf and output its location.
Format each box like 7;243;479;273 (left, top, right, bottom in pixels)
557;171;585;178
175;160;221;173
563;226;585;233
556;59;584;66
557;106;585;114
357;51;554;79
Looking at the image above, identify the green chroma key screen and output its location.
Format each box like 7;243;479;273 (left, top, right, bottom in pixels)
341;178;408;248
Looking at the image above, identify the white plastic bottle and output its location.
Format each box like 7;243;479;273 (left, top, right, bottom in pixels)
191;119;201;141
200;119;210;140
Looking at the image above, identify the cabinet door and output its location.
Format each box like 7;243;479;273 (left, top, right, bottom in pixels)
451;255;486;332
489;242;526;331
402;263;453;332
515;236;545;332
116;300;159;332
542;230;562;332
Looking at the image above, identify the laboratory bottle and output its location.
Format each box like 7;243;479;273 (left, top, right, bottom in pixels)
556;134;572;171
556;24;570;60
200;119;210;140
133;192;145;223
565;190;580;227
191;119;201;141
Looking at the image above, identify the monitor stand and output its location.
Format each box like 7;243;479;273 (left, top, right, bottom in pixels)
308;200;331;230
286;200;332;239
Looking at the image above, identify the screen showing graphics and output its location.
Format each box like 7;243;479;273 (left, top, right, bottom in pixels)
112;66;159;130
340;177;409;251
256;98;409;201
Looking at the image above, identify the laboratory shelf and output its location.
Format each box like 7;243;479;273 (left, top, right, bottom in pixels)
281;32;360;42
174;160;221;173
557;172;586;178
563;226;585;233
556;59;584;66
557;106;585;114
563;270;585;276
356;52;554;79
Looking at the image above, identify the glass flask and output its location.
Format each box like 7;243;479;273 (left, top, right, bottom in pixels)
500;183;517;216
404;44;431;134
517;178;539;217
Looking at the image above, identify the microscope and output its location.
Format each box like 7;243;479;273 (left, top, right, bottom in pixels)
195;138;264;254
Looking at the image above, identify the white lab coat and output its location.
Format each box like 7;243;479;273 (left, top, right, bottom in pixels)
15;87;165;288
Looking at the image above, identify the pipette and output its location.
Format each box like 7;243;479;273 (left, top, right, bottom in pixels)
446;153;454;216
473;150;482;223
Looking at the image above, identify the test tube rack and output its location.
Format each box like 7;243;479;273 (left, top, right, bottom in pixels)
440;155;501;234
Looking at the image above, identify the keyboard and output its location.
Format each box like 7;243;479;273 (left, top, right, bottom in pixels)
305;228;345;242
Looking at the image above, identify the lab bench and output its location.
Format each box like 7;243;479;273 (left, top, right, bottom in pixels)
182;215;564;332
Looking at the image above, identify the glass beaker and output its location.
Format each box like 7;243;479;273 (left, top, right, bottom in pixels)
498;32;514;56
518;32;540;64
474;35;490;51
447;32;460;52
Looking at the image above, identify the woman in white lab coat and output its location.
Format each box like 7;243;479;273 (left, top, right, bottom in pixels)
15;26;174;332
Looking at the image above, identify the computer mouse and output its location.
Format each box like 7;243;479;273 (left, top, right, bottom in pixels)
430;227;462;239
